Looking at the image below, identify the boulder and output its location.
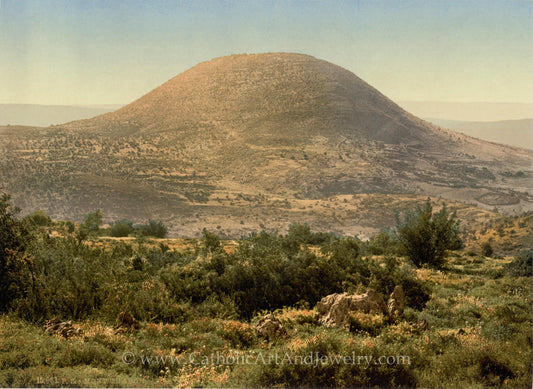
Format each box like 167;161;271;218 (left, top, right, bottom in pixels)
43;319;82;339
387;285;405;322
255;314;286;340
315;289;387;328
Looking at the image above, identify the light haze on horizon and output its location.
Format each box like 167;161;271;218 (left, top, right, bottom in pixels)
1;0;532;111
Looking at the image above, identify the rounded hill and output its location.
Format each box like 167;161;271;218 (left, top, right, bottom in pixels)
73;53;438;146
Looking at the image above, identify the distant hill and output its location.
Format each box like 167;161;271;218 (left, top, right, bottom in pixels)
397;101;533;122
425;118;533;150
1;53;532;237
0;104;122;127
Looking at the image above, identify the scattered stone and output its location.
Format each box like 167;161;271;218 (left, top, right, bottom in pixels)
315;289;387;328
416;319;428;332
115;310;140;331
43;319;82;339
387;285;405;322
255;314;286;340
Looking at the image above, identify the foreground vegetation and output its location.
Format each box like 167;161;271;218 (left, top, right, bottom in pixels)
0;192;531;387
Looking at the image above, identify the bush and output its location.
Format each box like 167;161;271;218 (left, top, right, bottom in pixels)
0;191;33;312
248;330;417;388
367;229;400;255
160;228;424;319
109;219;134;237
202;228;222;255
24;210;52;227
286;223;337;245
138;219;168;238
481;241;494;257
505;250;532;277
65;220;75;233
82;209;103;232
396;199;463;268
367;256;431;311
15;236;126;321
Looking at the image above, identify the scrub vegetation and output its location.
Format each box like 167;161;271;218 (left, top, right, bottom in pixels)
0;191;531;388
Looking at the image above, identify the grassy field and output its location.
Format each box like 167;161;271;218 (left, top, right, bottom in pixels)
1;239;531;388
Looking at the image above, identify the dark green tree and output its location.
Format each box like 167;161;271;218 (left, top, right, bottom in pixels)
505;250;532;277
82;209;103;232
396;199;462;268
202;228;222;254
0;191;32;311
141;219;168;238
481;241;494;257
287;223;313;244
65;220;75;233
110;219;134;237
24;209;52;227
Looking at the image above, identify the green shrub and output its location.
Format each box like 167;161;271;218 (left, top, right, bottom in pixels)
505;250;532;277
246;330;417;388
24;209;52;227
201;228;222;255
15;236;126;321
65;220;75;233
138;220;168;238
82;210;103;232
109;219;134;237
0;191;32;312
367;228;401;255
395;199;463;269
158;229;426;319
481;241;494;257
478;355;515;385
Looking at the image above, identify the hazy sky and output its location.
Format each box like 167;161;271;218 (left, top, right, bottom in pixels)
1;0;532;106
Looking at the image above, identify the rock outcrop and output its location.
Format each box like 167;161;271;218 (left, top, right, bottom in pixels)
387;285;405;322
255;314;286;340
315;289;388;328
316;286;408;328
43;319;82;338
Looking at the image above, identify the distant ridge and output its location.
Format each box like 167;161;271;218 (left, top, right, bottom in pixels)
0;104;122;127
425;118;533;150
398;101;533;122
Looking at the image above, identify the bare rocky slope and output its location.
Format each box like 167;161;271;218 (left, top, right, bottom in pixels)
1;53;532;237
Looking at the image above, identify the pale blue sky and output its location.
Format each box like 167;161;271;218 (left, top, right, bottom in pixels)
1;0;531;105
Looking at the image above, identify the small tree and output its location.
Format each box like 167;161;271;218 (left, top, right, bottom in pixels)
505;250;532;277
396;199;462;268
24;209;52;227
82;210;103;232
287;223;313;244
141;220;168;238
481;241;494;258
110;219;134;237
65;220;75;233
202;228;222;254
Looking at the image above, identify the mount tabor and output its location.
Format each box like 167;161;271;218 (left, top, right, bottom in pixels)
1;53;531;236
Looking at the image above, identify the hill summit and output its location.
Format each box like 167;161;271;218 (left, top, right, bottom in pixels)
71;53;444;146
2;53;532;236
